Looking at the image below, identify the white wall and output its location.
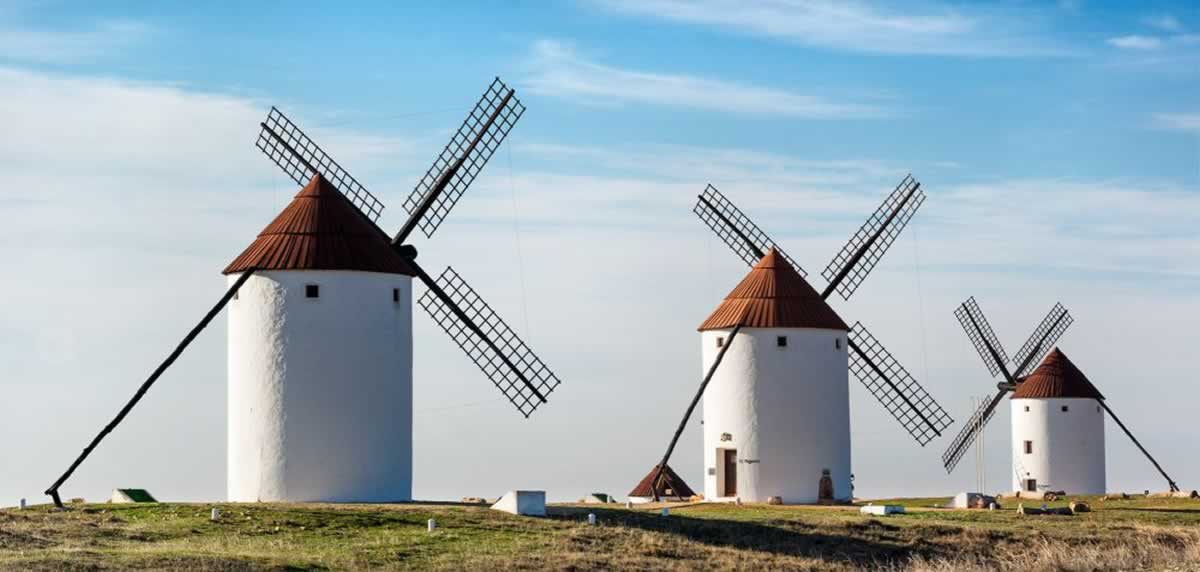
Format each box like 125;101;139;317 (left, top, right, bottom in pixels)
1010;397;1106;494
227;269;413;502
700;327;851;503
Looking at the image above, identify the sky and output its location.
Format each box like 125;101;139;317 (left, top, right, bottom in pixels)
1;0;1198;505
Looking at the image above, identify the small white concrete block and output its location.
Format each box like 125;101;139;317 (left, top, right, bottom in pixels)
661;508;669;517
491;490;546;517
19;498;26;510
428;518;437;531
211;508;221;521
625;501;632;509
587;513;596;525
859;505;905;516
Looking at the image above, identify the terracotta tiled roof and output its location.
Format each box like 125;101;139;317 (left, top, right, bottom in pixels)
628;464;696;500
224;175;413;275
699;248;849;332
1012;348;1104;400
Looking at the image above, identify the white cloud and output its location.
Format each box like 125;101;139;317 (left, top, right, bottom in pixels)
588;0;1074;57
0;19;153;63
523;39;888;119
1107;35;1164;50
1151;112;1200;132
1143;14;1183;32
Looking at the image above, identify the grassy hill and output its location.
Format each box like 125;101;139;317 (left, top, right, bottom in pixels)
2;495;1198;570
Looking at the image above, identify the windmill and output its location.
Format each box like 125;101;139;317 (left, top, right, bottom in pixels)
942;297;1179;494
643;176;954;503
45;78;560;506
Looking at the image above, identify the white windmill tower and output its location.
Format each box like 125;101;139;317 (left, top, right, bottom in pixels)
942;298;1179;496
223;174;417;502
698;248;853;503
1008;348;1106;494
641;178;955;504
43;79;562;507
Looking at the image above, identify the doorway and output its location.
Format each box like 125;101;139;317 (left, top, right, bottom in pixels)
722;449;737;497
1024;478;1037;492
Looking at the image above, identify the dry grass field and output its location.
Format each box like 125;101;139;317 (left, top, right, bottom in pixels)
1;495;1198;571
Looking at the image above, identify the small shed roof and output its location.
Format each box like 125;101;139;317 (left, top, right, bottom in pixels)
628;464;696;500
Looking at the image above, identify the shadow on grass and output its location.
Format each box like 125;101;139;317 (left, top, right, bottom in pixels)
548;506;953;566
1107;507;1200;514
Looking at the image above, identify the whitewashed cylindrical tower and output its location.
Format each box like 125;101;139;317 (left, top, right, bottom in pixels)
699;249;852;504
1010;348;1105;495
224;174;415;502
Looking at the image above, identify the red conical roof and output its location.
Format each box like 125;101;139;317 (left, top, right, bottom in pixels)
224;175;413;275
628;464;696;500
1012;348;1103;400
698;248;848;331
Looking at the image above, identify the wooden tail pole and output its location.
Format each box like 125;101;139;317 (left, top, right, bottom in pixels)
44;269;257;508
1098;400;1179;493
651;324;743;502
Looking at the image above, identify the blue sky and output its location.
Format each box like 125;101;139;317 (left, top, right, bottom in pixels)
1;1;1198;504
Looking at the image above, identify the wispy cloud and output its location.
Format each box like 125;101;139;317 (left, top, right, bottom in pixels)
0;19;154;64
588;0;1074;57
1143;14;1183;32
523;39;889;119
1107;35;1163;50
1151;112;1200;132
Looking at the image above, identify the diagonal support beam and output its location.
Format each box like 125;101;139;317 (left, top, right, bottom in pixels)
651;324;744;502
45;269;257;508
1098;400;1179;493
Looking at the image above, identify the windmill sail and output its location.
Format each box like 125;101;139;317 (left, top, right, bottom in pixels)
1012;303;1073;378
417;266;561;418
693;184;805;275
848;322;954;446
401;78;525;241
256;107;386;222
955;297;1012;379
821;175;924;301
942;387;1007;473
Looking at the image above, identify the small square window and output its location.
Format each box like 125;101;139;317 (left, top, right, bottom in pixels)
1024;406;1030;412
716;337;724;348
1024;441;1033;454
305;284;319;298
392;288;400;303
776;336;787;347
1061;405;1069;412
835;338;841;350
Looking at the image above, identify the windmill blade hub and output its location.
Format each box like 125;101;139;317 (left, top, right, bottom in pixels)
395;244;419;261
